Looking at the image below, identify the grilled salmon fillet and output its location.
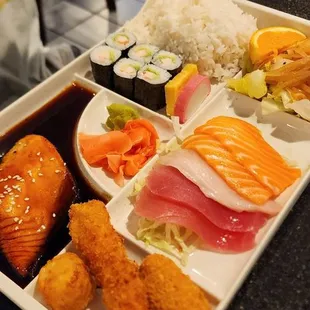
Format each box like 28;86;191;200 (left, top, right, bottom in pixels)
0;135;77;276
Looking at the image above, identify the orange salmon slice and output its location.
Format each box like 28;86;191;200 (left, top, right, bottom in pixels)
182;134;273;205
196;116;301;196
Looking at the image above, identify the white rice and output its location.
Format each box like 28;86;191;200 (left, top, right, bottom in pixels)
125;0;257;81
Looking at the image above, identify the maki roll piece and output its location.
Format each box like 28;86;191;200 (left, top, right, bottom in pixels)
105;30;137;56
152;50;182;77
135;64;172;110
128;44;160;64
90;45;121;90
113;58;142;100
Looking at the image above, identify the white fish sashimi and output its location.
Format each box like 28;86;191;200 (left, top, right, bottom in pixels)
159;149;282;215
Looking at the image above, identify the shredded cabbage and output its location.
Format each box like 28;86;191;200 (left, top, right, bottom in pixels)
261;98;286;115
130;178;146;197
260;90;295;116
171;116;183;142
136;218;199;266
290;99;310;122
280;90;293;108
227;70;268;99
157;138;181;156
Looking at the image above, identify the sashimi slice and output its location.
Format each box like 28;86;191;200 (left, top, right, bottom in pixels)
79;131;132;164
135;187;256;253
182;134;273;205
146;165;268;232
196;116;301;196
159;149;282;215
174;74;211;124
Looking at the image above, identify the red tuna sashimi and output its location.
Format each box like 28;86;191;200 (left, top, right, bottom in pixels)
146;165;268;233
135;187;256;253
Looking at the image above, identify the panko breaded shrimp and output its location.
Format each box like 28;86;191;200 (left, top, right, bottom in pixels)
37;252;95;310
68;200;148;310
140;254;211;310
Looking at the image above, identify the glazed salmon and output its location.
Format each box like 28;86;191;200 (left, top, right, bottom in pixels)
196;116;301;196
0;135;76;276
182;134;273;205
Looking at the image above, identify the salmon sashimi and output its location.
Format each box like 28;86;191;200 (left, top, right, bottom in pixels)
79;119;159;186
135;187;256;253
146;165;268;232
182;134;274;205
160;149;282;215
0;135;77;276
196;116;301;196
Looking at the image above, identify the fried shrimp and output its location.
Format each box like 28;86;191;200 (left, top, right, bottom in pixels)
68;200;148;310
37;252;95;310
140;254;211;310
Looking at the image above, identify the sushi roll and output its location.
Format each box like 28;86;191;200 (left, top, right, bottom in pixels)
105;30;136;56
135;64;172;110
113;58;143;100
152;50;182;77
90;45;121;89
128;44;160;64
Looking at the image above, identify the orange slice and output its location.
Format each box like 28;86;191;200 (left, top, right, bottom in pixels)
249;26;307;64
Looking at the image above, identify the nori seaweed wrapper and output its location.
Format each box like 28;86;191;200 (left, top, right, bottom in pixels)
114;73;135;99
91;61;114;90
134;78;167;111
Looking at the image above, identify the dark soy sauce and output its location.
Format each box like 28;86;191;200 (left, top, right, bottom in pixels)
0;82;98;288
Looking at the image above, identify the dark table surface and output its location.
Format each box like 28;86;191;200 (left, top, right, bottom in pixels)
1;0;310;309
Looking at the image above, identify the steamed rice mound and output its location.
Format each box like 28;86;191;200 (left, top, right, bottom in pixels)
125;0;257;81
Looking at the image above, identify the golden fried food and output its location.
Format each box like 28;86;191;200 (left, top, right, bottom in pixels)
37;252;95;310
0;135;77;276
140;254;211;310
68;200;148;310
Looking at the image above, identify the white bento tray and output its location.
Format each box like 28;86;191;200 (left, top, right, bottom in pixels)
92;88;310;303
0;0;310;309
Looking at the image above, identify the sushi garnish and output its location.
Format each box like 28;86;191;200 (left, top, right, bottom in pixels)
105;103;140;130
136;217;198;265
79;119;159;186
